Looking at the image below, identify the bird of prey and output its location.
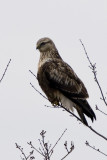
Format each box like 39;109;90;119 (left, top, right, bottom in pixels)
36;37;96;125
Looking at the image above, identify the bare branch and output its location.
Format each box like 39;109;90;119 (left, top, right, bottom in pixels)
27;141;44;157
30;82;107;141
0;59;11;83
88;126;107;140
49;128;67;156
28;129;72;160
16;143;27;160
30;82;48;100
85;141;107;157
60;104;107;141
29;70;37;79
80;39;107;106
39;130;50;159
15;143;35;160
61;141;74;160
28;130;51;160
96;105;107;116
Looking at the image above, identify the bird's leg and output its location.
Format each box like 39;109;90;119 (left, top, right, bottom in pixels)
51;98;60;107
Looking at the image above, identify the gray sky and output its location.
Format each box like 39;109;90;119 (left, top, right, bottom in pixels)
0;0;107;159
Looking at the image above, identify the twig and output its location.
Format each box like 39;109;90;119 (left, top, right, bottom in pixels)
16;129;74;160
15;143;34;160
16;143;27;160
39;130;49;159
29;70;37;79
85;141;107;157
0;59;11;83
61;141;74;160
29;130;51;160
49;129;67;156
95;105;107;116
80;39;107;106
30;82;107;141
28;129;71;160
30;82;48;100
27;141;44;157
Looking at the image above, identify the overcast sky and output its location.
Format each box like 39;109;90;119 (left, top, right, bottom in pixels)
0;0;107;160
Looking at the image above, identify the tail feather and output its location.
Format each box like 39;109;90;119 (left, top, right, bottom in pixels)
71;99;96;125
76;107;88;126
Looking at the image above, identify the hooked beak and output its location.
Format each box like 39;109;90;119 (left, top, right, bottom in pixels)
36;45;39;49
36;43;41;50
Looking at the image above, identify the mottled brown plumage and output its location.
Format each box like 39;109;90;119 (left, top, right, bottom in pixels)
36;37;96;125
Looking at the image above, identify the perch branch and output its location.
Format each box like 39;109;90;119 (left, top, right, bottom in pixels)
29;82;107;141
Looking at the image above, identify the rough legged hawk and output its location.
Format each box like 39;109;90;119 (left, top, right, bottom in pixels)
36;37;96;125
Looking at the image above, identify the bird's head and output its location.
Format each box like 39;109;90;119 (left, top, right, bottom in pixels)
36;37;56;52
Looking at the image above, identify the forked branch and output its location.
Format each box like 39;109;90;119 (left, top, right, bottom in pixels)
61;141;74;160
95;105;107;116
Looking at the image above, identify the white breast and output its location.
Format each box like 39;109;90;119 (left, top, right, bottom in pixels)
38;58;52;68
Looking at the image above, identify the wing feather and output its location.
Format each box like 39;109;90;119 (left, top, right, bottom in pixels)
44;59;89;99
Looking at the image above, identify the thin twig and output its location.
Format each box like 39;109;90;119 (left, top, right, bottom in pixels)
96;105;107;116
27;141;44;157
16;143;27;160
61;151;72;160
15;143;34;160
30;82;107;141
28;129;70;160
61;141;74;160
17;129;74;160
80;39;107;106
49;129;67;155
30;82;48;100
28;130;51;160
27;151;34;160
29;70;37;79
85;141;107;157
0;59;11;83
38;139;45;155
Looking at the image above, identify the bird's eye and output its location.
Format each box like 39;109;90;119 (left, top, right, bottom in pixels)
40;42;46;47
